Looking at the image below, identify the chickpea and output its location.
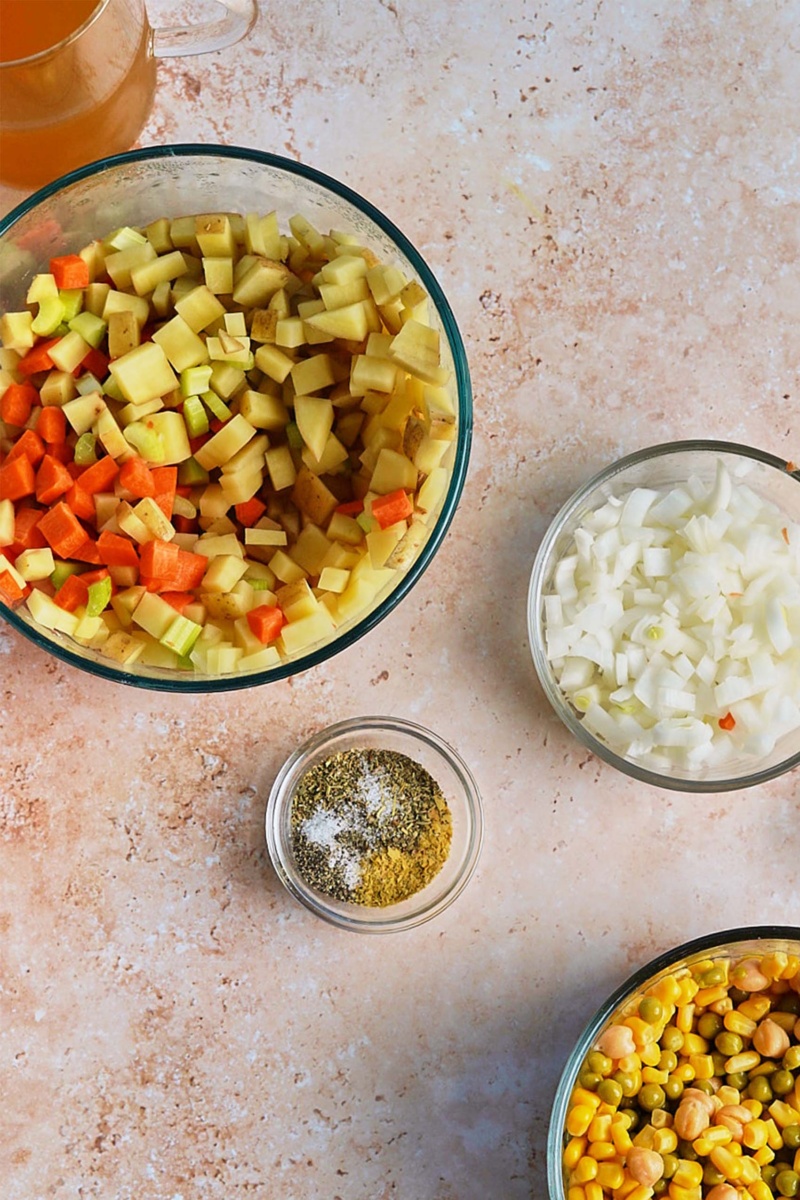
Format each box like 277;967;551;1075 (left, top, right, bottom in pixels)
595;1024;636;1060
626;1146;664;1188
731;958;770;991
705;1186;739;1200
681;1087;718;1116
753;1016;791;1058
673;1098;711;1141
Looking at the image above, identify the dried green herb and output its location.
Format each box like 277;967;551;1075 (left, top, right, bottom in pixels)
290;747;452;906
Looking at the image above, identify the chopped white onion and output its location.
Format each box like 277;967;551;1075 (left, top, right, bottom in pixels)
542;459;800;771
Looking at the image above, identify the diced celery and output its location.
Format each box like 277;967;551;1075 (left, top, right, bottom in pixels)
161;614;203;656
86;576;113;617
177;456;210;486
73;432;98;465
103;376;125;402
31;296;65;336
106;226;148;250
76;372;103;396
50;561;83;590
285;421;303;450
124;420;165;462
356;511;376;533
183;394;209;438
58;289;84;321
200;389;232;422
68;311;107;349
180;364;213;397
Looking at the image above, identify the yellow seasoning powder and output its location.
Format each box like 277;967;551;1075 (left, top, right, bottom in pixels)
289;747;453;906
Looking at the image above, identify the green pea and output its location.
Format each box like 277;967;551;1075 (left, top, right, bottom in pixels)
613;1070;639;1098
711;1052;728;1076
659;1050;677;1072
784;1126;800;1151
747;1075;774;1104
661;1153;679;1180
678;1140;699;1161
777;993;800;1015
622;1108;639;1131
775;1169;800;1198
692;1079;715;1096
578;1070;601;1091
587;1051;613;1076
725;1071;748;1091
729;986;749;1005
703;1163;726;1186
597;1078;623;1107
652;1180;668;1197
699;964;728;986
715;1031;743;1056
639;996;664;1024
697;1012;723;1039
661;1025;684;1053
664;1076;684;1102
783;1046;800;1072
639;1083;666;1111
764;1165;779;1188
772;1069;795;1096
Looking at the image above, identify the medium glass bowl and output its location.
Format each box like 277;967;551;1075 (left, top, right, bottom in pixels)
0;145;472;691
264;715;484;933
528;440;800;792
548;926;800;1200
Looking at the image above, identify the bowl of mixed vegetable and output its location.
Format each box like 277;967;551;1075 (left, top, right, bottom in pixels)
528;441;800;791
550;927;800;1200
0;145;471;690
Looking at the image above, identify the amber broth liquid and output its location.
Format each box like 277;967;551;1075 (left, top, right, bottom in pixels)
0;0;157;189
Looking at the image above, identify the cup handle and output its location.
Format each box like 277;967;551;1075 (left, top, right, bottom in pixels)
150;0;256;59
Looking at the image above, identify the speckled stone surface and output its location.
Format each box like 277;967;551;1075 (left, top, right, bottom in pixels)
2;2;800;1197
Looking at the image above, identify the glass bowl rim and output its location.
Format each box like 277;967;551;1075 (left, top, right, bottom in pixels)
0;143;473;692
547;923;800;1199
528;438;800;793
264;713;484;933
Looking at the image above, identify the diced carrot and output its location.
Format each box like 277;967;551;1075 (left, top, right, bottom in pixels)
161;590;193;613
79;566;113;591
78;347;109;379
0;454;36;501
0;568;25;606
175;484;193;499
235;496;267;527
189;433;210;456
173;514;198;535
370;488;413;530
5;428;45;467
96;529;140;569
118;455;156;498
65;482;96;522
35;453;73;505
38;500;88;558
50;253;89;290
718;711;736;731
71;537;102;564
139;538;206;592
12;506;46;552
0;381;37;427
53;572;89;612
66;461;84;480
16;337;61;377
36;405;67;445
48;442;73;464
335;498;365;516
246;604;285;644
151;465;177;518
139;537;179;581
172;547;208;591
75;454;119;495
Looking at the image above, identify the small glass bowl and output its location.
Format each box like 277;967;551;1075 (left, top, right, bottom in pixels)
547;926;800;1200
264;715;484;933
528;440;800;792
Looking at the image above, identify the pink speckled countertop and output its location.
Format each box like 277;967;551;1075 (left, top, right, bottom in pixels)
2;2;799;1197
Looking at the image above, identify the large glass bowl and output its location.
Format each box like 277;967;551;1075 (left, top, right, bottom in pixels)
0;145;472;690
528;440;800;792
548;926;800;1200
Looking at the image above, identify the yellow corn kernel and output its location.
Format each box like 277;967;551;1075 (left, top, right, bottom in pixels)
768;1099;800;1129
742;1099;763;1119
640;1043;662;1067
667;1185;702;1200
677;977;699;1003
783;954;800;980
654;1128;679;1154
742;1120;769;1150
724;1011;758;1037
681;1032;709;1055
572;1088;603;1111
710;996;734;1015
572;1157;599;1184
567;1105;595;1137
688;1053;715;1080
627;1186;655;1200
673;1063;696;1082
563;1136;588;1169
587;1140;616;1161
641;1068;669;1086
618;1054;642;1074
770;1011;797;1033
653;976;683;1005
738;1156;761;1185
597;1162;625;1189
716;1086;742;1107
633;1125;656;1150
724;1051;761;1074
672;1160;703;1189
728;1141;742;1157
651;1110;671;1129
676;1004;696;1033
710;1145;743;1180
738;996;771;1022
587;1113;614;1142
610;1120;633;1155
613;1178;641;1199
568;1188;586;1200
759;951;788;980
748;1182;773;1200
584;1183;603;1200
753;1145;775;1166
693;1128;733;1154
693;984;728;1007
595;1101;618;1118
